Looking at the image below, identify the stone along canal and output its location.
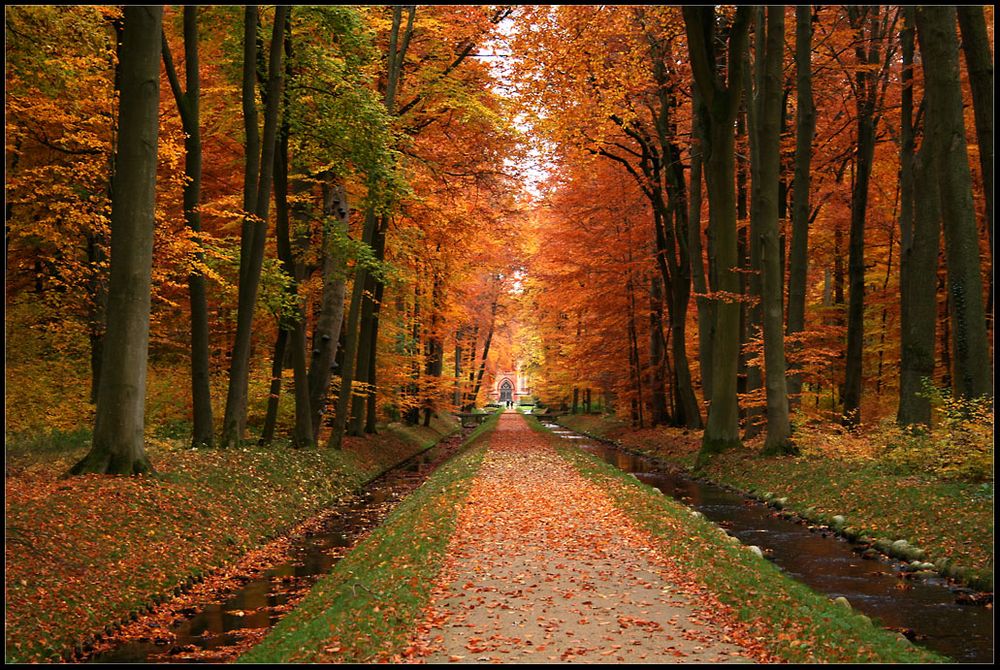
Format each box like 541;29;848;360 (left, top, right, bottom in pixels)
541;421;993;663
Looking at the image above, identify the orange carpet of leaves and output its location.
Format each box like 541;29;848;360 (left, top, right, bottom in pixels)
391;413;777;664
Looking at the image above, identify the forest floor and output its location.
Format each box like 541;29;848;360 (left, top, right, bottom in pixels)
3;416;458;663
244;412;937;664
557;413;994;592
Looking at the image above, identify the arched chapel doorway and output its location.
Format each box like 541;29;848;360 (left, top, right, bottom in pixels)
499;379;513;404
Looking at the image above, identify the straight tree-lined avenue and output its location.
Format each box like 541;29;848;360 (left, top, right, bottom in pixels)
5;4;993;664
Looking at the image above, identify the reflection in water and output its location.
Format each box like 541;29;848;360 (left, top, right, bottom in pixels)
88;439;465;664
543;423;993;664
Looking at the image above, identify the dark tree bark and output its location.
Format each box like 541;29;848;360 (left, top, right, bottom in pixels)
70;6;162;476
625;274;645;428
683;6;752;464
328;208;378;448
756;6;793;455
465;290;498;412
263;46;313;449
402;275;422;425
364;268;385;434
86;17;124;406
421;269;444;427
307;181;350;438
916;6;992;402
688;86;714;405
743;14;764;438
453;331;463;408
86;232;108;406
842;6;896;427
591;12;701;429
259;327;288;446
648;274;669;425
897;7;938;427
786;5;816;405
221;6;289;447
350;215;390;436
956;6;993;318
162;7;214;447
350;265;379;436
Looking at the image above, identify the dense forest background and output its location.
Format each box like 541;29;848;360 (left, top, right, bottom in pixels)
4;5;993;473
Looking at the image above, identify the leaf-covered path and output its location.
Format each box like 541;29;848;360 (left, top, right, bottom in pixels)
401;413;764;663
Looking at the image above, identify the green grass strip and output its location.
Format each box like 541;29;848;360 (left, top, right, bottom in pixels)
529;417;944;664
239;413;498;663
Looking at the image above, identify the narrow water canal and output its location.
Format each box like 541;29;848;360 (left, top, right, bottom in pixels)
541;421;993;664
83;429;473;664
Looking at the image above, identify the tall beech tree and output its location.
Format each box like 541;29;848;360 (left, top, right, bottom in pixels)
915;6;992;403
307;182;351;438
956;6;993;325
755;6;793;455
161;6;213;448
688;87;714;406
329;5;415;450
786;5;816;404
841;6;897;427
70;5;162;475
896;7;937;427
220;6;289;448
683;6;752;464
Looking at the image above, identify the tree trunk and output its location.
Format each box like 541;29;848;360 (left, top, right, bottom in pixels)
625;275;645;428
70;6;162;476
786;5;815;406
364;259;386;434
259;327;288;446
271;79;313;448
743;19;766;437
221;6;288;447
465;293;497;412
756;6;793;455
916;6;992;402
349;270;378;436
86;233;108;406
842;6;889;427
346;7;415;436
453;334;463;409
162;7;214;447
688;87;714;405
84;17;124;408
307;182;349;438
421;268;444;427
684;6;752;465
328;208;378;448
648;274;669;425
404;273;423;424
956;6;993;325
897;7;936;427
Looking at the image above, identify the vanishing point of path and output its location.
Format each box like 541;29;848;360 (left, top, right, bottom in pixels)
402;412;764;663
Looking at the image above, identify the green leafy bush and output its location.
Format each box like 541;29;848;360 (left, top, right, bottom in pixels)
882;384;993;481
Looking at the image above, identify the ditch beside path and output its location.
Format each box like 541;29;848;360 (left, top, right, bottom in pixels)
402;412;765;663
